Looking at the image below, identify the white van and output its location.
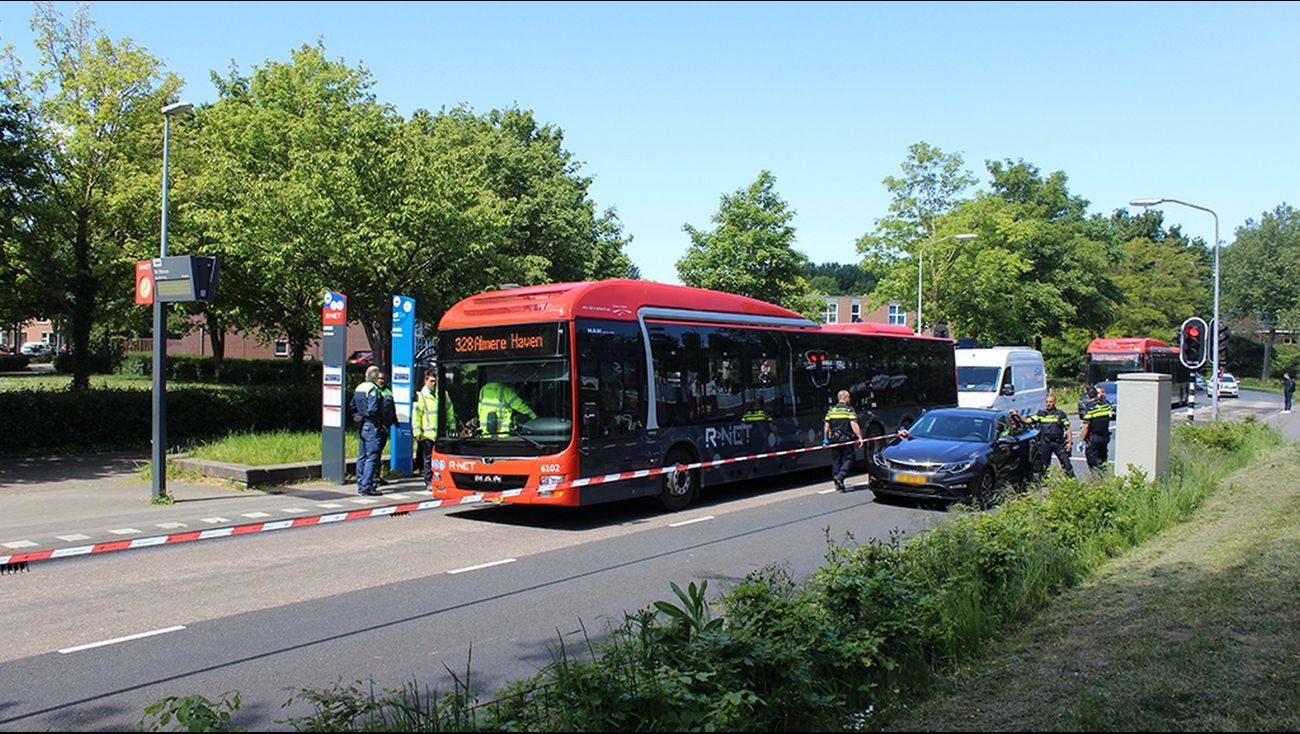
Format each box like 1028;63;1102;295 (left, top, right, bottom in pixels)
956;348;1048;415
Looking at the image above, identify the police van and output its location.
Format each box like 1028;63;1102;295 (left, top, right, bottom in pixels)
956;347;1048;416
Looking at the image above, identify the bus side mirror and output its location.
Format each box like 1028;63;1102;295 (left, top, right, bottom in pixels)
1001;384;1015;396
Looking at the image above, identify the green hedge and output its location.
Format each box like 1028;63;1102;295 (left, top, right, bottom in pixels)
0;384;319;455
0;355;30;372
115;353;367;386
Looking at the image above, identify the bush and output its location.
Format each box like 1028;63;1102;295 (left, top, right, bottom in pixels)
0;354;30;371
0;384;320;455
116;353;331;387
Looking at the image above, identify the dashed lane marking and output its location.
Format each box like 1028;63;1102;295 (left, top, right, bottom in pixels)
58;625;187;654
669;515;715;528
109;528;142;535
448;558;517;575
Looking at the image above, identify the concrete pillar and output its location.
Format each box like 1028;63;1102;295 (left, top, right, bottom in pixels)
1115;373;1171;480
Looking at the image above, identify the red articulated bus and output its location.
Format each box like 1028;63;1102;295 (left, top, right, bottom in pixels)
429;280;957;510
1084;337;1192;408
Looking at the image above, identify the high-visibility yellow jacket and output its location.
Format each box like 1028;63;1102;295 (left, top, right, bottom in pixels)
477;382;537;436
412;385;455;441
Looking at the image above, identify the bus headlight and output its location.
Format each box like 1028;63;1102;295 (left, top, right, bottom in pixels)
538;475;564;496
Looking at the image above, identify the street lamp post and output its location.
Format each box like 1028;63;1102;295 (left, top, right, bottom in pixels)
916;233;978;334
152;101;193;500
1130;197;1221;421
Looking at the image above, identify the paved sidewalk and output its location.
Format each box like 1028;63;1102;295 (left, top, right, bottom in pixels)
0;451;431;563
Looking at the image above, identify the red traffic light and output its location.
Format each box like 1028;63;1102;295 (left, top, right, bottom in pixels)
1186;326;1200;338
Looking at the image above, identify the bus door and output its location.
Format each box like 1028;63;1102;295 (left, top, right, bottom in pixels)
575;320;657;500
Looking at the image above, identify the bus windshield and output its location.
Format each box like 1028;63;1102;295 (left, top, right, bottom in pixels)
438;358;573;456
1087;354;1142;384
436;322;573;457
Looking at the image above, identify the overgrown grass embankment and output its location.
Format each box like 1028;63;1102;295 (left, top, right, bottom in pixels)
140;419;1287;732
888;428;1300;731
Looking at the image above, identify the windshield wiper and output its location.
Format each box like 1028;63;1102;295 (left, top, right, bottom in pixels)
510;425;546;451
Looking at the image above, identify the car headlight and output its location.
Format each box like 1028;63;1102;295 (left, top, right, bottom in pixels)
939;461;974;474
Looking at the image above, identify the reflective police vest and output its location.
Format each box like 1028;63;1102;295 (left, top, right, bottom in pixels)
1083;399;1115;436
412;385;455;440
352;381;380;427
478;382;536;436
1030;408;1069;441
824;403;857;441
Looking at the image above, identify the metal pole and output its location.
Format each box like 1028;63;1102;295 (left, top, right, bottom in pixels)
1211;210;1221;421
152;113;171;500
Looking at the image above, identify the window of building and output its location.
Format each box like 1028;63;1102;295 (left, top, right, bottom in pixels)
888;304;906;326
274;339;290;357
822;299;839;324
851;300;861;323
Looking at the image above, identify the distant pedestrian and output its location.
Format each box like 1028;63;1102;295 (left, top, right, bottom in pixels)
823;389;863;491
1079;387;1115;476
372;371;398;485
1283;371;1295;414
351;366;384;496
1028;393;1075;478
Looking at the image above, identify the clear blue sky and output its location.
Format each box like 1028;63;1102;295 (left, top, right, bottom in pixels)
1;1;1295;285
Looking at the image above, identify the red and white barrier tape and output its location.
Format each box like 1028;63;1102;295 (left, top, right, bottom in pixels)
1;433;896;566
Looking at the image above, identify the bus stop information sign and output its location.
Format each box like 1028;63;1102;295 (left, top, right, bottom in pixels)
321;291;347;484
390;295;416;475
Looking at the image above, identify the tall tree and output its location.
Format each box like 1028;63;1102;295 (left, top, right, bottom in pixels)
677;170;816;315
1105;209;1209;342
1;2;181;388
1222;204;1300;378
0;98;46;341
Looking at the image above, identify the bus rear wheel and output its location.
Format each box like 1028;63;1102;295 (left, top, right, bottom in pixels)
658;448;698;511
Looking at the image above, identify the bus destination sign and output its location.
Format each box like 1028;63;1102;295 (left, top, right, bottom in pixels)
446;323;564;359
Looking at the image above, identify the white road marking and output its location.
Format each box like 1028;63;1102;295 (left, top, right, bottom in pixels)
317;503;345;509
200;517;230;524
669;515;715;527
817;488;838;495
57;534;91;542
448;558;517;575
59;625;186;654
109;528;142;535
351;498;378;505
2;540;37;549
157;522;187;529
240;512;271;519
385;493;410;499
280;508;308;514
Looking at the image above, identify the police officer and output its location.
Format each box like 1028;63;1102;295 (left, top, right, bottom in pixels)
1028;393;1075;478
351;366;384;496
478;381;537;437
412;369;455;486
823;389;863;492
1079;386;1115;475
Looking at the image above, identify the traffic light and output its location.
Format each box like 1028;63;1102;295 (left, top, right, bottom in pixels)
1180;317;1208;369
1215;319;1231;360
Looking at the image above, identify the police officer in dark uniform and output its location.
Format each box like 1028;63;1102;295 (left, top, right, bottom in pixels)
1028;393;1075;478
823;389;863;491
1079;387;1115;475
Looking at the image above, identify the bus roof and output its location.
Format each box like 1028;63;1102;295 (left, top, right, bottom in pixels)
1086;337;1173;354
439;279;811;330
821;322;949;341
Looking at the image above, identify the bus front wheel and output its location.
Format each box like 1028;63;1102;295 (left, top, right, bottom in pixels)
658;448;698;511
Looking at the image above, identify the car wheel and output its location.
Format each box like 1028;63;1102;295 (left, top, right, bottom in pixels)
974;469;996;509
658;448;697;512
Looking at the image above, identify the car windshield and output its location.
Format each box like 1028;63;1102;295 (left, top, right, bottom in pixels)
907;413;993;444
957;366;1001;392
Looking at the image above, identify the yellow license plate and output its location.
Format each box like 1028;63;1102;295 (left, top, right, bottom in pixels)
894;472;927;485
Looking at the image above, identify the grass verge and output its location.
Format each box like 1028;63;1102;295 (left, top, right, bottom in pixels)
887;441;1300;731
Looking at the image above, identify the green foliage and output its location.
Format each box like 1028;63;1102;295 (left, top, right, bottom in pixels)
806;262;877;296
1223;204;1300;331
0;384;319;455
138;692;242;732
114;353;330;386
677;170;819;316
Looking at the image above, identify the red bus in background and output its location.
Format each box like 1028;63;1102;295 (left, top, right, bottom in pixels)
429;280;957;510
1084;337;1192;408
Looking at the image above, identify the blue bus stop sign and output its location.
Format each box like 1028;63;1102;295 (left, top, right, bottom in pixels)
389;295;415;475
